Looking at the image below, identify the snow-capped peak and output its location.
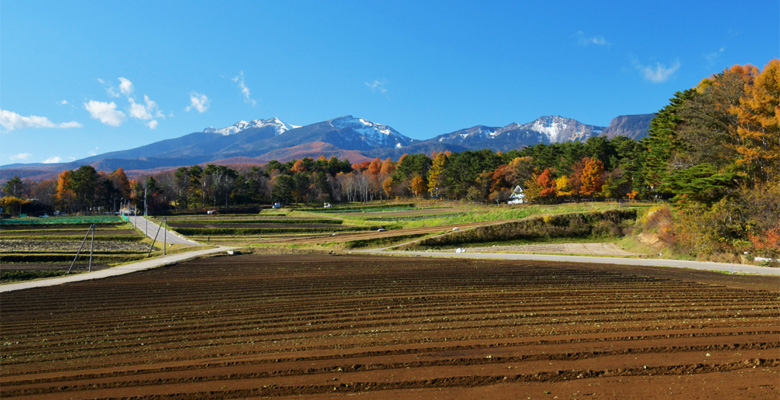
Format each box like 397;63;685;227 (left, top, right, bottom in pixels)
520;115;597;143
204;117;296;136
330;115;414;148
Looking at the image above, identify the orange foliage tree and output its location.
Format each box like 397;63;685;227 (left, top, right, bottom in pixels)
411;175;426;198
291;159;307;173
382;176;395;198
538;168;557;198
54;170;75;211
367;158;382;175
380;158;396;175
580;158;605;197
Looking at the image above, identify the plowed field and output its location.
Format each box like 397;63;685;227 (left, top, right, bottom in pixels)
1;255;778;399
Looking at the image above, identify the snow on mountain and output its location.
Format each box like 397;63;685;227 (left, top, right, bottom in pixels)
204;117;295;136
438;126;497;142
517;115;601;143
330;115;414;148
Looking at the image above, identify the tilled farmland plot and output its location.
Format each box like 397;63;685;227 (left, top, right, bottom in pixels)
0;255;778;399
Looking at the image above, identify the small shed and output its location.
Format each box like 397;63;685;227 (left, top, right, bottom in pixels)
507;185;526;205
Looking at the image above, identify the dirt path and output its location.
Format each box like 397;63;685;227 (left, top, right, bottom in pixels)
127;215;201;246
467;242;643;256
360;248;780;276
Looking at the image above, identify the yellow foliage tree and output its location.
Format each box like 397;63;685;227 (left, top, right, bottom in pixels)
731;59;780;183
427;152;447;197
555;175;572;197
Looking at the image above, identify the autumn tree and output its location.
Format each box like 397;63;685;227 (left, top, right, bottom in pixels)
411;175;427;198
54;170;76;211
580;158;605;197
291;159;308;173
731;59;780;183
108;168;131;198
0;196;28;216
555;175;572;198
382;176;395;198
427;152;447;197
380;158;396;175
537;168;557;198
506;156;535;187
367;158;382;175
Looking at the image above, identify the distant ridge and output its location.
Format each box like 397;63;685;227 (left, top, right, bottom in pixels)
0;113;652;181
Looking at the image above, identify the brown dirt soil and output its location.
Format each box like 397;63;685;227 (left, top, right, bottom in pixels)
0;255;777;399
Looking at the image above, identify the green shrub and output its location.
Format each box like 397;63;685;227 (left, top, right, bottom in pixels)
407;209;637;249
1;270;67;283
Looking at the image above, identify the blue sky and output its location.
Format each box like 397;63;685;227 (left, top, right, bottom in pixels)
1;0;777;165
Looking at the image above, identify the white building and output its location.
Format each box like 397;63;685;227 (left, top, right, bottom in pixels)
507;185;526;205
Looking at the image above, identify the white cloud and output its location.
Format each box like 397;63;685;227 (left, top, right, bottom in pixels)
574;31;610;47
704;47;725;64
10;153;32;161
57;100;69;106
92;76;164;129
128;95;162;121
147;120;159;130
232;71;257;106
99;78;120;98
118;77;134;96
0;108;82;131
84;100;126;126
43;156;62;164
186;92;210;113
631;57;681;83
365;79;388;94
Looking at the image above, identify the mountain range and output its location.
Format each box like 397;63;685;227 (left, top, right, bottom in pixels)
0;114;653;181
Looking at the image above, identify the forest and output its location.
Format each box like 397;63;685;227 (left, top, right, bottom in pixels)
2;60;778;259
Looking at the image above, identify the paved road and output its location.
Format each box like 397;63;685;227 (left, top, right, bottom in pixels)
127;215;200;246
357;249;780;276
0;246;236;293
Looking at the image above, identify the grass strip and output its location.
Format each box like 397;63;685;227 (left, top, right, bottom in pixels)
170;226;373;235
0;270;68;283
343;233;429;249
168;218;343;225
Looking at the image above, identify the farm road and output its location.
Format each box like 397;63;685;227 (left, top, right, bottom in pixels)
127;215;200;245
363;248;780;276
0;246;235;293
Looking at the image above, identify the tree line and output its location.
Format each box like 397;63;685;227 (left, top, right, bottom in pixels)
1;60;777;258
0;135;645;215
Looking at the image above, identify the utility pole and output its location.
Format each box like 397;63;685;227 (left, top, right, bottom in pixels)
144;184;148;236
